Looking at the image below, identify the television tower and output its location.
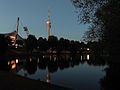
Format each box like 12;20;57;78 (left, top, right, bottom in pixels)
46;10;51;39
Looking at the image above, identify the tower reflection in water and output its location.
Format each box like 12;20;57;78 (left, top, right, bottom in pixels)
0;54;110;90
46;70;51;83
1;54;106;84
8;54;90;83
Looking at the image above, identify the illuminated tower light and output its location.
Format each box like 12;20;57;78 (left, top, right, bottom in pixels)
46;10;51;39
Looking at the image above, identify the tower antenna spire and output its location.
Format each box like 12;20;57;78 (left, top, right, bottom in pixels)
46;10;51;39
48;9;50;19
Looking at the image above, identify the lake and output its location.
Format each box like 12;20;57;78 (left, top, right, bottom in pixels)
0;54;108;90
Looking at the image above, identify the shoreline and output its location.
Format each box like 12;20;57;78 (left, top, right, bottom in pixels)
0;71;74;90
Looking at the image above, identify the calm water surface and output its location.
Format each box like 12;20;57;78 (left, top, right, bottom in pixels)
1;54;108;90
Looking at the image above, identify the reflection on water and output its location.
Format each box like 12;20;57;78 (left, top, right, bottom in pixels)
46;71;51;83
8;60;17;70
0;54;109;90
87;54;90;60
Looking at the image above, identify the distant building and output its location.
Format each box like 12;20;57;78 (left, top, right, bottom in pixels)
1;31;24;48
4;31;23;40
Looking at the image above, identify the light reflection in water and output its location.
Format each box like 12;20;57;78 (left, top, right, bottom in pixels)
11;63;16;69
37;58;40;63
8;60;17;70
8;61;10;65
80;54;90;60
54;57;57;61
81;55;83;60
46;71;51;83
43;55;45;58
4;54;107;90
11;60;15;64
87;54;90;60
16;59;19;64
83;55;86;60
7;59;20;70
50;55;52;60
30;58;32;62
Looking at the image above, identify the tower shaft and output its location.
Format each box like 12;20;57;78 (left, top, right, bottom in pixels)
46;10;51;39
48;27;50;39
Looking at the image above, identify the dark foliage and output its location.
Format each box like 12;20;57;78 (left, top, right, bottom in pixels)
0;34;8;55
71;0;120;56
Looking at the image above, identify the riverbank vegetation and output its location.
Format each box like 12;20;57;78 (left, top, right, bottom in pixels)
71;0;120;57
0;34;106;57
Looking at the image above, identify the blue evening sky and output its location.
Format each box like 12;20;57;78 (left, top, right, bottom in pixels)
0;0;89;40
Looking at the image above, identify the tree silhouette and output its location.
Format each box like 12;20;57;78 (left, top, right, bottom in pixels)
56;38;64;53
63;39;70;53
48;36;58;51
25;34;37;52
23;57;37;74
100;61;120;90
37;35;88;54
71;0;120;56
0;34;8;55
38;37;49;51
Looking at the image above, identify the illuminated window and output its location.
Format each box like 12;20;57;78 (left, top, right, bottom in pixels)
10;36;16;40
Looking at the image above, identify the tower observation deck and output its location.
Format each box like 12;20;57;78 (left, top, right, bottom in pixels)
46;10;51;39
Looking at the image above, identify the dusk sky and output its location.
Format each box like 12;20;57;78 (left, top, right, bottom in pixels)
0;0;89;40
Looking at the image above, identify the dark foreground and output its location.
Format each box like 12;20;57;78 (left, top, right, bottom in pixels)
0;71;73;90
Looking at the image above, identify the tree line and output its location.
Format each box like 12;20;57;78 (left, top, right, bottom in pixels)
0;34;103;55
71;0;120;57
24;34;106;55
24;35;89;54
